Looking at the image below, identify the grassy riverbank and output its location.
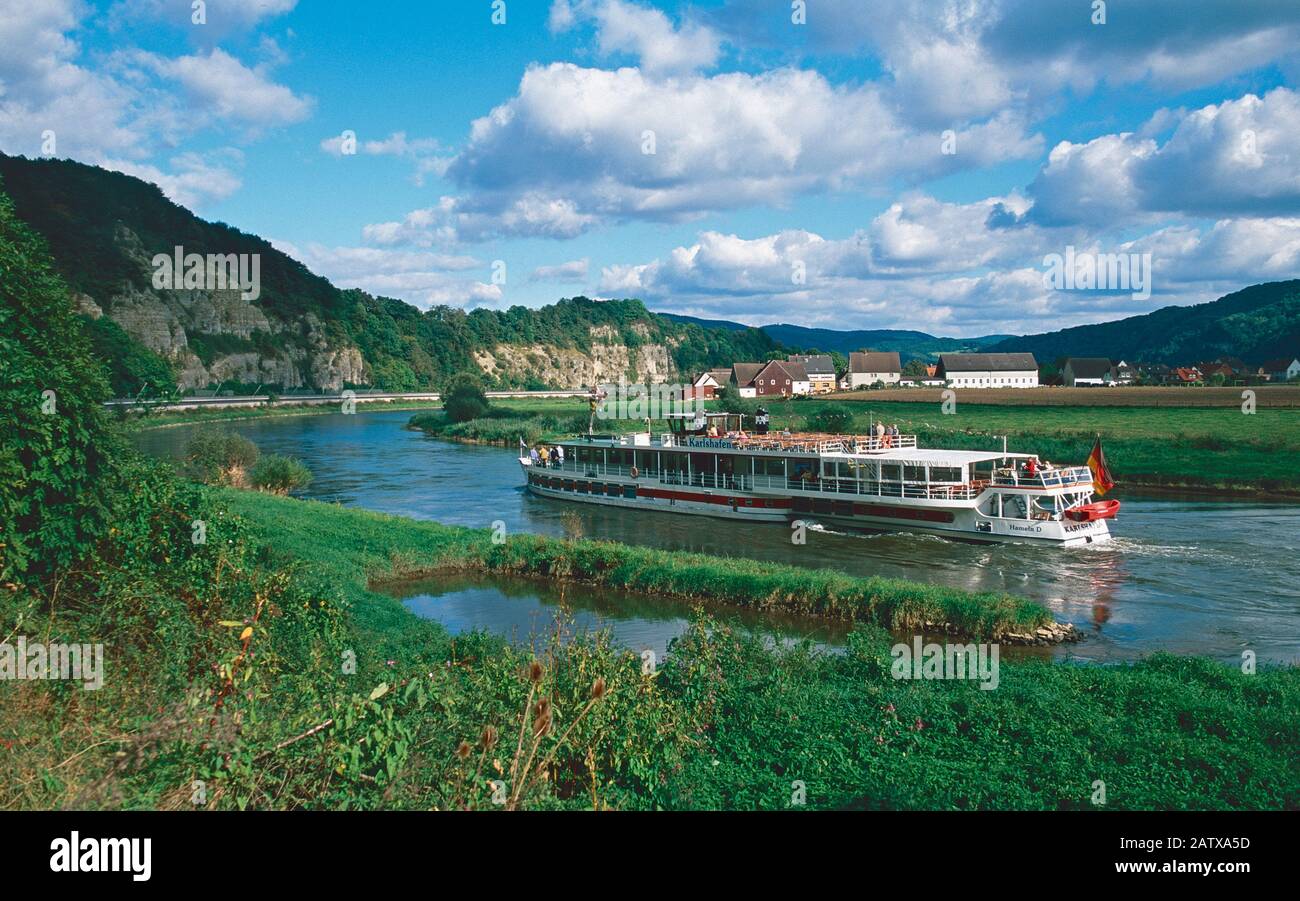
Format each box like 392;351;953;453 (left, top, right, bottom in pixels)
5;473;1298;810
221;490;1052;640
413;395;1300;497
124;399;444;431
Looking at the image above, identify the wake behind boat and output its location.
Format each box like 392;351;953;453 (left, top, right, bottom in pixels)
520;409;1118;546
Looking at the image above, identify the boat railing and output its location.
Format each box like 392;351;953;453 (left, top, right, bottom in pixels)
991;465;1094;489
535;459;988;500
655;433;918;454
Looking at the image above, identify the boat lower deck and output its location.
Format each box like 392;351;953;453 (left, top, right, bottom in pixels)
523;465;1111;545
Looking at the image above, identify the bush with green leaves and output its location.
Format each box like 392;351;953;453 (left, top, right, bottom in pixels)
184;428;260;486
251;454;313;495
0;187;116;585
442;372;490;422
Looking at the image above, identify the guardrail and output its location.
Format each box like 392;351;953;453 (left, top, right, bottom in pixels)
103;388;592;412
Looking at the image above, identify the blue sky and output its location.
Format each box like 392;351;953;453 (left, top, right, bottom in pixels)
3;0;1300;335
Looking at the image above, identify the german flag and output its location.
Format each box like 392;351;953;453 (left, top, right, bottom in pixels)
1087;436;1115;496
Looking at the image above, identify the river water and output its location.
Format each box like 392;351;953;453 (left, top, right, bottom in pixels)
135;409;1300;664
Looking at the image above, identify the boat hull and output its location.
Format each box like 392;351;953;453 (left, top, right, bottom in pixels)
522;464;1111;546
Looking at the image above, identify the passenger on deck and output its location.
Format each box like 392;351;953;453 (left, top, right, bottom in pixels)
1024;456;1038;477
548;447;559;468
530;447;540;465
875;421;886;447
556;445;565;466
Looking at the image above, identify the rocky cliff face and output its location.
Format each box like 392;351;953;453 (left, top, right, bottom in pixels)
88;226;367;391
472;324;679;388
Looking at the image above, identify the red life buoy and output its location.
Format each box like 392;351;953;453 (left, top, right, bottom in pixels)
630;466;639;479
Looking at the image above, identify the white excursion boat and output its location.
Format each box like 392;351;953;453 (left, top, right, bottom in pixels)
520;410;1118;546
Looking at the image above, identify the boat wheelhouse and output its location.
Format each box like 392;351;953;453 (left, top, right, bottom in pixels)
521;411;1116;546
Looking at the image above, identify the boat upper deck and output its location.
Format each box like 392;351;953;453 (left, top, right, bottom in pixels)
547;430;1094;493
569;430;926;456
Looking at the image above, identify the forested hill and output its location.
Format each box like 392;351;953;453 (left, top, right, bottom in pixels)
0;154;776;395
988;281;1300;365
660;313;1009;362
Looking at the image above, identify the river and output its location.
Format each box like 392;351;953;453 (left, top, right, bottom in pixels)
135;409;1300;664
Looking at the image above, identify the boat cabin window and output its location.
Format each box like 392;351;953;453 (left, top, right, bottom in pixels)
903;464;926;482
661;451;689;473
756;457;785;476
881;464;902;482
929;466;962;483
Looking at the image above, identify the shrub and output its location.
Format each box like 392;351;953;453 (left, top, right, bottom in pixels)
251;454;314;495
0;188;116;584
443;372;490;422
185;428;260;486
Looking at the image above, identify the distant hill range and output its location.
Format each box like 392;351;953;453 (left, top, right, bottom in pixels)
986;281;1300;365
659;313;1009;361
4;153;1295;397
662;281;1300;367
0;153;776;395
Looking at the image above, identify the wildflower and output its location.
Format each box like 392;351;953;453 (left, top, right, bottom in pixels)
532;698;552;737
456;741;472;761
591;677;607;700
479;725;498;751
527;660;544;683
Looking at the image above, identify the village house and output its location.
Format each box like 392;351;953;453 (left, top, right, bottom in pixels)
786;354;837;394
1263;357;1300;382
689;368;734;399
847;351;902;388
1197;361;1237;383
936;353;1039;388
728;362;765;398
1061;357;1115;387
751;359;810;397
